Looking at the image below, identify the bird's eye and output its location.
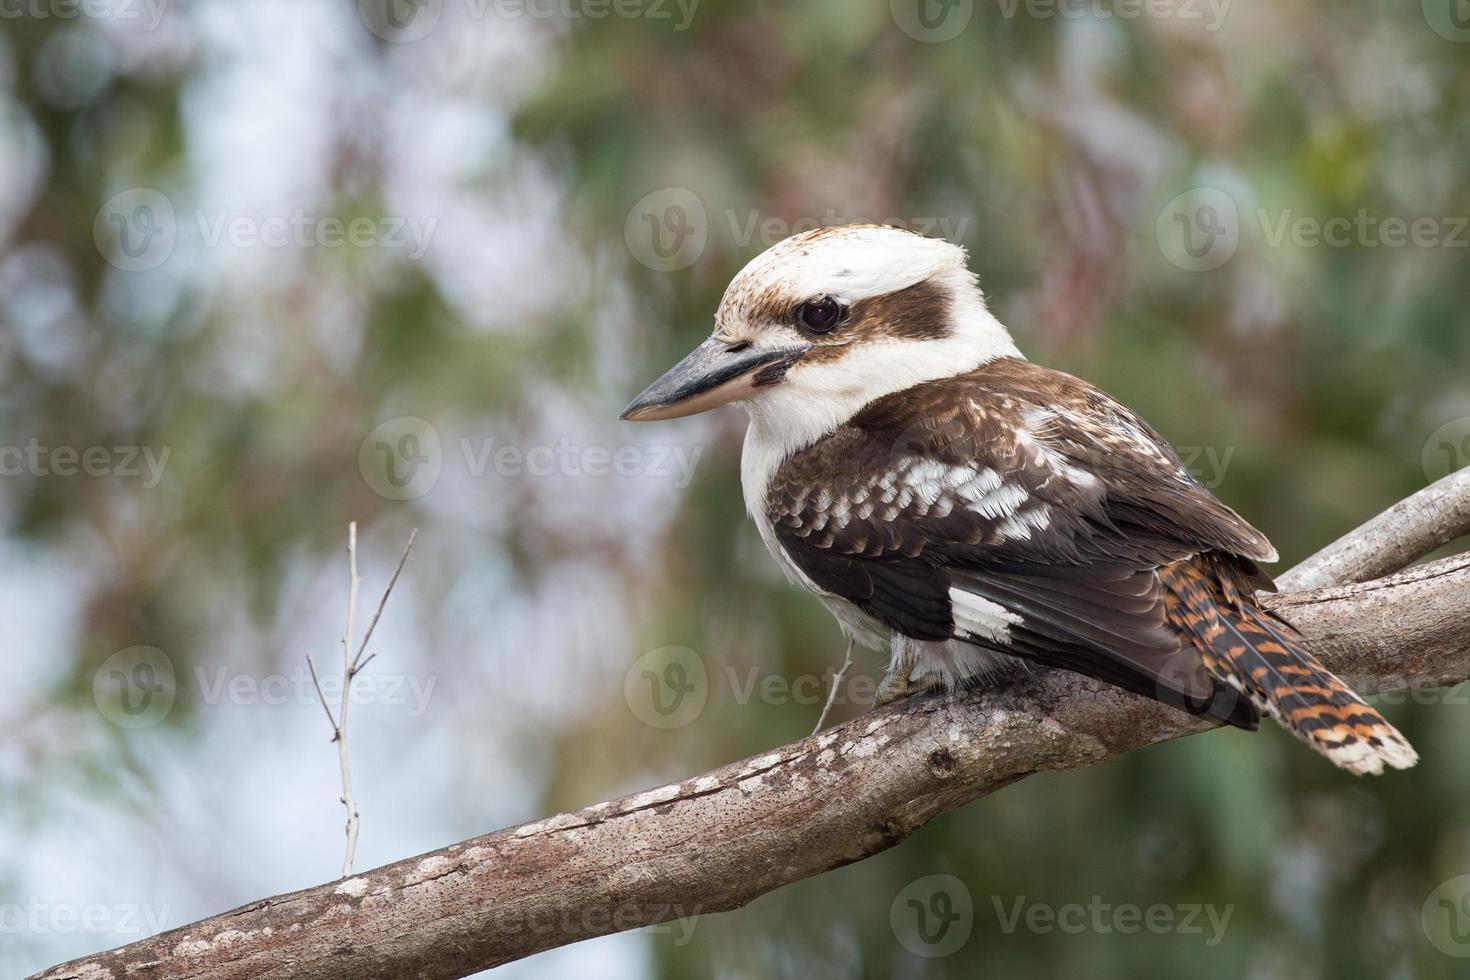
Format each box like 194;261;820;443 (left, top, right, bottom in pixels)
798;296;845;333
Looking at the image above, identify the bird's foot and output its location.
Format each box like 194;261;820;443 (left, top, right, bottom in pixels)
875;668;919;707
875;668;941;707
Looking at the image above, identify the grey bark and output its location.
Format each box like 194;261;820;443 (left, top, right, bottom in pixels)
1279;467;1470;591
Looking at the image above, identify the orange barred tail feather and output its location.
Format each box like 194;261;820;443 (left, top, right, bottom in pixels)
1161;556;1418;776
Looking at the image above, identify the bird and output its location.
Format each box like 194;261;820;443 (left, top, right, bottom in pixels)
622;224;1417;776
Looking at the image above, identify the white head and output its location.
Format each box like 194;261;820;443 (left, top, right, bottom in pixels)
623;224;1021;455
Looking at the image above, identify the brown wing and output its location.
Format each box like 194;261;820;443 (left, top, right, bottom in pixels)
768;358;1274;727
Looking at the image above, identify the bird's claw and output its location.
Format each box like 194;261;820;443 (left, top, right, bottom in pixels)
875;669;915;707
875;667;942;707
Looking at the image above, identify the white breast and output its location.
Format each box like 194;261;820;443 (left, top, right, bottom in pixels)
740;421;891;650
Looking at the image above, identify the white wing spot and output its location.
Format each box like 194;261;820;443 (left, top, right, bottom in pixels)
997;503;1052;541
969;483;1029;519
948;589;1022;642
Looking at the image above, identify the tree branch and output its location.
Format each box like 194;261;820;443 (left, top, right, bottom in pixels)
34;480;1470;980
1277;466;1470;592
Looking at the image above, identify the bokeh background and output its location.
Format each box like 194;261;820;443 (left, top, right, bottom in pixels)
4;1;1470;977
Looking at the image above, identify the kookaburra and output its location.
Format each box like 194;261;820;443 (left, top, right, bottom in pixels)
622;224;1416;776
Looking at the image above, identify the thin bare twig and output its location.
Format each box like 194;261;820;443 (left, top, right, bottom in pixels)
812;638;855;735
303;655;338;733
302;523;418;880
351;528;419;674
337;523;362;878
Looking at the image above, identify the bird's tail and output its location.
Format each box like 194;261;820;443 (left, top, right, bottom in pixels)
1161;556;1418;776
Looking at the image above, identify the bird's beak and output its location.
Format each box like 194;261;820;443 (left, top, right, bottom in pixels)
621;337;811;421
